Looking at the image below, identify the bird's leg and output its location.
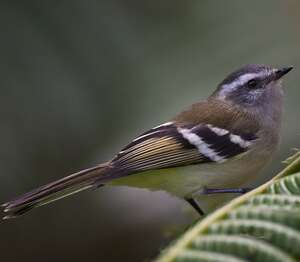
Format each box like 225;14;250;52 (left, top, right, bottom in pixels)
184;187;252;216
202;187;252;194
184;197;205;215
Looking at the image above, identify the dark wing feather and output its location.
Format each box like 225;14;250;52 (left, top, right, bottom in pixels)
111;122;257;174
112;125;209;173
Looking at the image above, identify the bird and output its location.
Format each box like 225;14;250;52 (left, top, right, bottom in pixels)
1;64;293;219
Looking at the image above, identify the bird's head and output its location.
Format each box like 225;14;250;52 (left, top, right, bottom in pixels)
211;64;293;108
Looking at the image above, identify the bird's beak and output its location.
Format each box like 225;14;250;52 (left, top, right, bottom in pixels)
274;66;293;80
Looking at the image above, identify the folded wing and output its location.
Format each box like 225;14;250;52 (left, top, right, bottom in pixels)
111;122;257;174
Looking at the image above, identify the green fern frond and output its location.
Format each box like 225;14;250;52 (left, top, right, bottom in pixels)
156;152;300;262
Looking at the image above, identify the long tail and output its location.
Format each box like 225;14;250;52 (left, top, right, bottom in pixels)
2;163;110;219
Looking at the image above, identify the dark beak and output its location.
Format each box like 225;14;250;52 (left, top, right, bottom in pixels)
274;66;293;80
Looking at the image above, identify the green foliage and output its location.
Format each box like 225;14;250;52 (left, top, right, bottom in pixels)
156;152;300;262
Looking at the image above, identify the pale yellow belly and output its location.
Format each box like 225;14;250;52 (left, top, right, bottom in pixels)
107;151;270;198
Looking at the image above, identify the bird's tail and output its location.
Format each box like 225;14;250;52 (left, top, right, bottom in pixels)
2;163;110;219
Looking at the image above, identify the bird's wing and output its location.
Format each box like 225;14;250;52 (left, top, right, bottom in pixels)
111;122;257;174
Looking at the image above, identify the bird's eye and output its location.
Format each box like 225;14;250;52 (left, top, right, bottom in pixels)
247;79;258;89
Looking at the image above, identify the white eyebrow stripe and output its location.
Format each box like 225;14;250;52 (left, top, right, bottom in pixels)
218;72;267;100
223;72;264;91
177;127;226;163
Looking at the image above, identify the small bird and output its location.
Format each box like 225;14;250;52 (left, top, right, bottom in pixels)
2;64;293;219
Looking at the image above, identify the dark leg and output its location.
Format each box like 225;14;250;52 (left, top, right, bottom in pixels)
185;197;205;215
202;187;252;194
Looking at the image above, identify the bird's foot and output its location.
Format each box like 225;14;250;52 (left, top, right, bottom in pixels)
184;187;252;216
202;187;252;195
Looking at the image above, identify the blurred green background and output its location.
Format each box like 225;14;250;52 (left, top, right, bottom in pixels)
0;1;299;261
